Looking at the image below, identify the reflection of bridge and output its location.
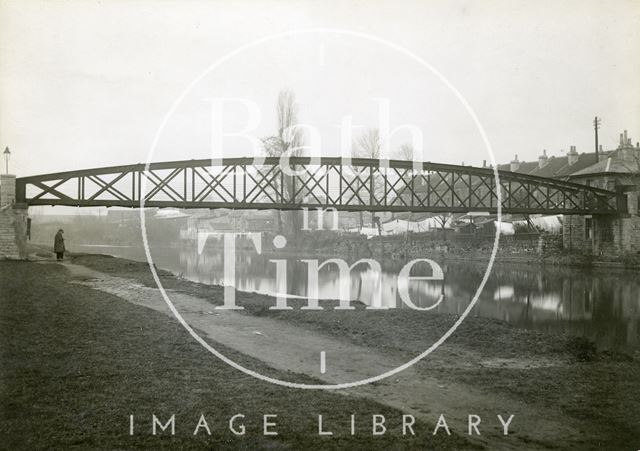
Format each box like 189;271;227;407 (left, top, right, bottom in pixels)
16;157;626;215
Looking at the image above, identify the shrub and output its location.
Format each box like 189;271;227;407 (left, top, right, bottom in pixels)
566;336;597;362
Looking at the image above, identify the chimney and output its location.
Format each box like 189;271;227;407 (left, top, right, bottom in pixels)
510;154;520;172
538;149;549;168
482;159;487;168
568;145;579;165
624;130;628;146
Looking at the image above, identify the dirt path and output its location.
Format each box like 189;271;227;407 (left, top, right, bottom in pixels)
60;261;582;450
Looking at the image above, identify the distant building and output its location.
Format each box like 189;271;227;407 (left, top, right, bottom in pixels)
180;209;275;240
106;208;157;224
562;130;640;254
497;146;610;180
567;130;640;189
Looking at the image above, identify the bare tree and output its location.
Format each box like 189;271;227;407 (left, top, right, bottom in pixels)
397;142;414;161
390;142;416;225
356;128;381;160
433;213;451;240
355;128;385;233
261;89;304;236
261;90;304;158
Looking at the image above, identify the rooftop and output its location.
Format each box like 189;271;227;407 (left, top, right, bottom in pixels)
569;130;639;178
570;150;640;177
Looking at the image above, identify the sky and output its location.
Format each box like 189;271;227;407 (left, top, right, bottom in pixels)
1;0;639;181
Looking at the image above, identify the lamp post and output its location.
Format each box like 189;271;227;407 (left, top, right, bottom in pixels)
3;147;10;174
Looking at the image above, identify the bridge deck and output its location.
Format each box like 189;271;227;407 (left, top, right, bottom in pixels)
16;157;626;215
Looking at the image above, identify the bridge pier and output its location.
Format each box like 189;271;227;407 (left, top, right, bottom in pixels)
563;190;640;256
0;175;29;260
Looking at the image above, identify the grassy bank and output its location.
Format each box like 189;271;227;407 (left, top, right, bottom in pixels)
69;253;640;449
68;255;627;360
0;261;474;450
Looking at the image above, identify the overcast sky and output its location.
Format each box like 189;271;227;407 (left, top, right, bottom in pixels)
1;0;639;179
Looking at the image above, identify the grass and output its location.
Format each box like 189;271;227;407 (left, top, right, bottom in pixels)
69;253;640;450
0;261;475;450
69;254;603;361
444;361;640;450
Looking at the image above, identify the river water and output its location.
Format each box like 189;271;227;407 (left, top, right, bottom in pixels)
74;241;640;352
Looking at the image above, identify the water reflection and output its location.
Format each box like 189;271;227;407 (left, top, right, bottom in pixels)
77;241;640;351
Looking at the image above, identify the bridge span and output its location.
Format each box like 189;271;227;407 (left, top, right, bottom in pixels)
16;157;626;215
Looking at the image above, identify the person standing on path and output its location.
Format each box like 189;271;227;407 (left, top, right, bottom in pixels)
54;229;65;261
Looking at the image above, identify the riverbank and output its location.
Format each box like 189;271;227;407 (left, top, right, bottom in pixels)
53;252;640;449
0;260;476;450
175;229;640;269
27;242;640;352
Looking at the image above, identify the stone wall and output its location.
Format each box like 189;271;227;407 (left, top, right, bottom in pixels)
611;190;639;254
0;175;28;259
563;215;591;253
563;190;640;255
628;191;639;216
612;216;640;253
279;229;561;262
0;174;15;205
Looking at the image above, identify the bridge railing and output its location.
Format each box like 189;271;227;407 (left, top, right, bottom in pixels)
16;157;625;215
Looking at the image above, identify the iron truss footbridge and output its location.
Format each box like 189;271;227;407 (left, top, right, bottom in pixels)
16;157;626;215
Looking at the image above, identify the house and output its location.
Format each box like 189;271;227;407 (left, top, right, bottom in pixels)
499;146;609;180
567;131;640;189
563;130;640;254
